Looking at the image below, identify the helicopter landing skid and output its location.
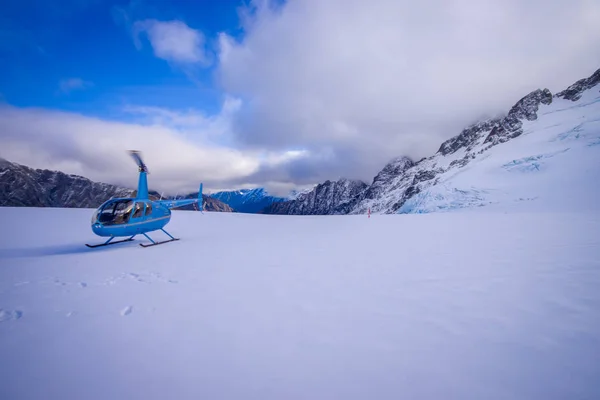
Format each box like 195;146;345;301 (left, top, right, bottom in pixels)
139;238;180;248
85;236;135;248
139;229;180;248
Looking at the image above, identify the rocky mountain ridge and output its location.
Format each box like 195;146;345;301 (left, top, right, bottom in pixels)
210;188;285;213
263;66;600;215
0;158;232;212
261;178;368;215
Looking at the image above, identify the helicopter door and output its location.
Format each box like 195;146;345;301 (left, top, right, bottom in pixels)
131;202;146;221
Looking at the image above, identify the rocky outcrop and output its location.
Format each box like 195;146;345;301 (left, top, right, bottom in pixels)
484;88;553;145
337;157;414;214
556;68;600;101
438;118;502;155
0;158;131;208
210;188;285;213
261;178;368;215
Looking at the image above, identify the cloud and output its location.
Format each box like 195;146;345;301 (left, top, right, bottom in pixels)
0;96;319;196
133;19;211;66
122;95;241;136
58;78;93;94
0;101;278;195
217;0;600;184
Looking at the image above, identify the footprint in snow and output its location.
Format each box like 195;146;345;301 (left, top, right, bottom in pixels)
79;282;88;288
0;309;23;322
129;273;148;283
120;306;133;316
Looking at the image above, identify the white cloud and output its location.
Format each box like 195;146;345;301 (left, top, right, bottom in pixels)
217;0;600;183
122;96;241;139
133;19;211;66
58;78;93;94
0;101;283;195
0;93;320;195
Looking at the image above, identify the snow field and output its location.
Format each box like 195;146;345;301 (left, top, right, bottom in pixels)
0;207;599;399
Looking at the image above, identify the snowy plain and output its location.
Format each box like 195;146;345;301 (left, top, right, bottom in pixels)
1;206;599;399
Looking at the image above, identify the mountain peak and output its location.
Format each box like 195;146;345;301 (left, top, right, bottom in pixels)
210;187;285;213
483;88;552;146
556;67;600;101
437;118;502;156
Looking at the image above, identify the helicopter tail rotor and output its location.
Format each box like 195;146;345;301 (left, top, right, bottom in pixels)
129;150;149;173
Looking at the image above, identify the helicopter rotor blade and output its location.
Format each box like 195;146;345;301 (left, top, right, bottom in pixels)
128;150;149;173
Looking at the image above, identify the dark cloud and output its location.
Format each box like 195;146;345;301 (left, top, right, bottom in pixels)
218;0;600;183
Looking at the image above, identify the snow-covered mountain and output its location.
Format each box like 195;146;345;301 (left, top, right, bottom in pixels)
210;188;285;213
261;178;368;215
266;67;600;215
0;158;233;212
287;187;315;200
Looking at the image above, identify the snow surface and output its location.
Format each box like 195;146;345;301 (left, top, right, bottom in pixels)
1;207;599;399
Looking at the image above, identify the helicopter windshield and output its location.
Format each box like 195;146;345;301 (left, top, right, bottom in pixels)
95;199;134;225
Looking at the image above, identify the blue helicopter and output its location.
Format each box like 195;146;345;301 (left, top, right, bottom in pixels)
86;150;203;248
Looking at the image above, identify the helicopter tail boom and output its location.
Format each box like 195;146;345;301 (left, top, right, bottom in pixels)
155;183;204;210
198;183;203;211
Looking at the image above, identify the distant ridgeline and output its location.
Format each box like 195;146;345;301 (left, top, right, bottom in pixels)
209;188;286;213
0;158;232;212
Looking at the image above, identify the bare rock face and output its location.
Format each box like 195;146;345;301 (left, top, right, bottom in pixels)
336;156;415;215
438;119;502;156
0;158;131;208
556;68;600;101
210;188;285;213
261;178;368;215
484;88;553;145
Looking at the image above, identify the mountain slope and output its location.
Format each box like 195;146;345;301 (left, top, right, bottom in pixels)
210;188;285;213
395;87;600;214
261;178;368;215
265;66;600;215
0;158;131;208
351;68;600;214
0;159;232;212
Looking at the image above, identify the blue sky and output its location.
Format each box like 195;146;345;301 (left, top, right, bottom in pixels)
1;0;599;195
0;0;246;116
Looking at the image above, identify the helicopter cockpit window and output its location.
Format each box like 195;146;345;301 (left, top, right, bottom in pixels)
145;202;152;216
98;200;133;225
132;202;145;218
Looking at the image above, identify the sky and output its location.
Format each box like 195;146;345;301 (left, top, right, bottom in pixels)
1;0;599;196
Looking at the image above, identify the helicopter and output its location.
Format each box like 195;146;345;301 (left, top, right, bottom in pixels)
86;150;203;248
